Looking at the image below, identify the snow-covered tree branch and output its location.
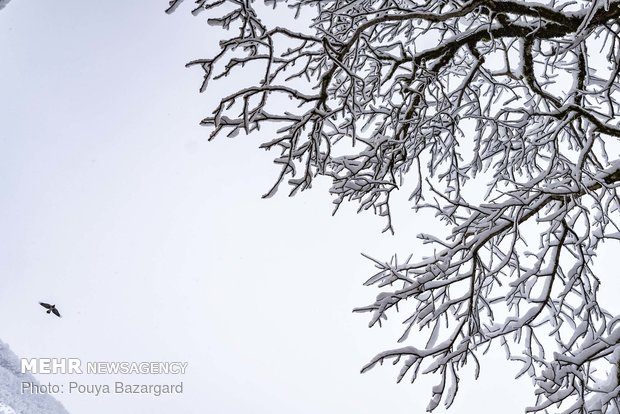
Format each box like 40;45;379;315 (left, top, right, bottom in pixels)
170;0;620;411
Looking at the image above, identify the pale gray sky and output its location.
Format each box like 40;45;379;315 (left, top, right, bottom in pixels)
1;1;617;414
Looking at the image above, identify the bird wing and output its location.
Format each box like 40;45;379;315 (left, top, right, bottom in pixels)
51;308;61;318
39;302;52;309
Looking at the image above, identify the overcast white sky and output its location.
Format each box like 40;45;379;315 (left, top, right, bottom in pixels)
2;1;619;414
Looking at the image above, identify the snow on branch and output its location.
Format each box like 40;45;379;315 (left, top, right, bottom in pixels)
172;0;620;411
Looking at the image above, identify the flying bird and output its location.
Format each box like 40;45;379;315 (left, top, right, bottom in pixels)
39;302;61;318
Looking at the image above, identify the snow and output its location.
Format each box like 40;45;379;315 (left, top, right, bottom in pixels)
0;340;69;414
0;1;10;11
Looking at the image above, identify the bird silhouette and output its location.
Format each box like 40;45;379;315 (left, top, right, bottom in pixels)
39;302;61;318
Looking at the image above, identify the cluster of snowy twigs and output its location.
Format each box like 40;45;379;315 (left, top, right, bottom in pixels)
170;0;620;411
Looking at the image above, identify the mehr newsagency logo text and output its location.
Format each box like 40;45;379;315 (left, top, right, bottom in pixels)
20;358;188;375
